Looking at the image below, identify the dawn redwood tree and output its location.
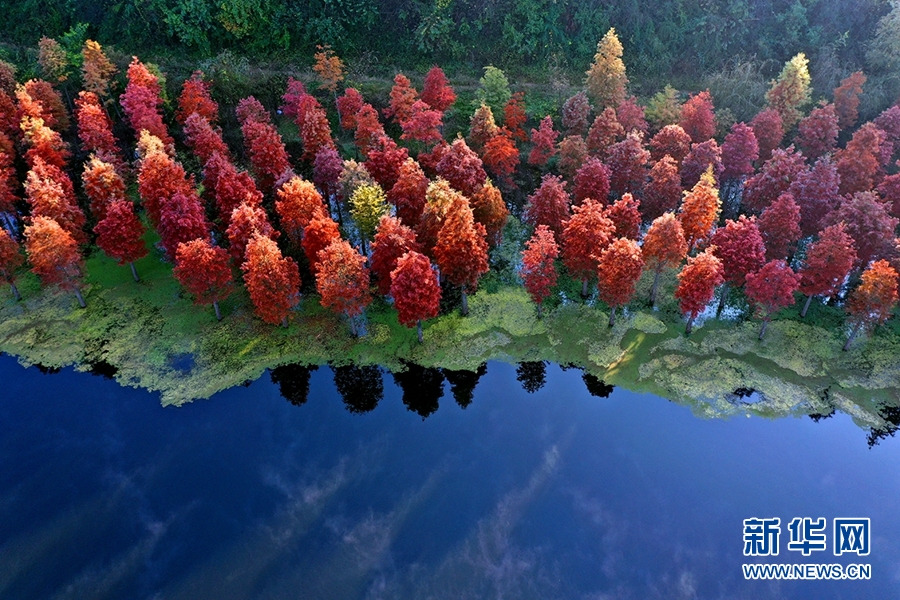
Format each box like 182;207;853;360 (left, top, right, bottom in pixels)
798;223;857;317
385;74;418;125
528;116;560;166
834;71;866;130
0;144;14;214
312;45;345;93
0;227;24;300
214;160;263;226
20;115;70;169
681;139;723;189
302;214;341;275
561;198;615;296
874;105;900;159
721;122;759;180
586;107;624;158
433;195;489;316
710;215;767;315
482;128;520;184
138;143;193;227
365;137;409;191
606;132;650;196
678;167;721;251
502;91;528;143
796;103;839;161
235;96;270;126
94;199;147;281
435;137;487;197
391;251;441;342
745;260;800;339
82;156;125;221
280;77;307;122
572;157;611;206
25;161;87;246
173;239;233;320
176;71;218;124
241;119;292;193
243;234;301;327
643;213;688;306
585;28;628;109
836;123;885;196
74;92;122;167
642;155;682;221
827;190;899;268
316;239;372;336
313;146;344;201
877;173;900;218
371;215;421;296
675;248;724;334
24;216;86;307
349;183;390;255
525;174;571;238
843;259;899;350
421;66;456;113
742;145;806;213
388;158;429;227
81;40;117;101
276;176;328;247
296;96;335;162
596;238;644;326
23;79;68;131
562;92;593;136
468;103;498;152
401;100;443;144
557;135;588;180
183;113;230;165
417;179;459;258
354;104;386;158
616;96;648;136
766;53;811;130
227;201;276;263
789;157;841;237
679;91;716;143
758;193;802;261
750;108;784;163
157;190;210;261
336;87;365;131
120;57;172;145
471;181;509;247
521;225;559;318
605;193;641;240
649;125;691;165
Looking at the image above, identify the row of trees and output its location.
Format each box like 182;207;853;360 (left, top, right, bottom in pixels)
0;32;897;353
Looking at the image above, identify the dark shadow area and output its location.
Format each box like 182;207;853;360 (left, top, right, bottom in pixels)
868;404;900;448
332;364;383;414
88;360;118;380
516;361;546;394
270;364;318;407
392;362;445;419
442;363;487;409
582;372;615;398
34;363;61;375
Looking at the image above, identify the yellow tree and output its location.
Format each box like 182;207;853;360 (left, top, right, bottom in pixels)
766;53;811;130
349;183;390;255
678;166;721;252
313;45;345;94
584;28;628;109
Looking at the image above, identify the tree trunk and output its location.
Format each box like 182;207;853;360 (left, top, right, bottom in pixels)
758;319;769;340
800;294;813;318
685;315;695;336
843;322;863;351
9;281;20;301
282;316;289;328
213;301;222;321
650;267;662;307
608;306;616;327
716;283;729;317
416;320;423;343
536;303;543;319
129;262;140;282
461;289;469;316
581;278;589;298
73;288;86;308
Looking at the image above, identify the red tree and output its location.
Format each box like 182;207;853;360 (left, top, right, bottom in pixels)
336;87;365;130
844;259;899;350
20;115;70;169
605;193;641;240
721;122;759;180
758;193;801;261
743;145;806;213
183;112;230;165
468;103;498;152
796;103;839;161
390;250;441;341
176;71;218;124
434;195;489;315
471;181;509;247
235;96;270;126
874;105;900;160
525;174;571;238
710;215;766;314
416;179;458;258
401;100;443;144
371;215;421;296
0;227;24;300
826;190;899;267
502;91;528;142
616;96;648;136
316;239;372;336
214;159;263;226
834;71;866;130
679;90;716;143
276;177;328;247
482;128;520;184
421;66;456;112
789;157;840;237
572;156;611;206
94;199;147;281
561;198;615;296
745;260;800;339
750;108;784;163
675;247;724;334
25;161;86;245
528;116;560;166
365;137;409;191
82;156;126;221
279;77;307;122
241;119;291;193
643;213;688;306
158;190;210;261
173;239;233;320
798;223;857;317
297;95;335;162
119;57;172;145
242;233;301;327
586;107;624;159
74;91;122;167
562;92;593;136
302;214;341;275
24;79;68;131
836;122;884;196
596;238;644;326
878;172;900;219
681;139;723;189
385;73;418;124
435;137;486;197
557;135;588;179
0;143;14;214
313;146;344;201
520;225;559;317
642;155;682;221
606;132;649;196
678;168;720;251
649;124;691;165
354;104;386;158
227;201;276;263
388;158;429;227
24;216;86;307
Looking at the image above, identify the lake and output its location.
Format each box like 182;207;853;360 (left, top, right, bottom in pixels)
1;354;898;599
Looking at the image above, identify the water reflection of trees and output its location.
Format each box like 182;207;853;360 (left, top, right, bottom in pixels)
392;362;445;419
582;372;614;398
867;404;900;448
332;364;383;414
270;364;319;406
516;361;546;393
443;363;487;408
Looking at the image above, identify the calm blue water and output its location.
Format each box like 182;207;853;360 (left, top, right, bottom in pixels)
1;354;899;599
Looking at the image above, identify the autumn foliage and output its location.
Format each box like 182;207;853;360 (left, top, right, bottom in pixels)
521;225;559;317
120;57;172;146
421;67;456;113
0;227;24;300
798;223;857;316
390;251;441;341
24;216;85;306
585;28;628;108
173;239;233;320
679;91;716;143
678;167;720;250
758;193;802;261
844;259;899;349
561;198;615;290
596;238;644;326
242;234;301;327
745;260;800;339
528;116;560;166
388;158;429;227
525;174;571;238
315;240;371;334
642;213;688;305
434;195;489;314
606;132;650;196
721;122;759;180
649;125;691;165
642;155;682;221
796;103;839;161
94;199;147;280
435;137;486;197
276;177;328;247
572;156;611;206
177;71;219;124
227;201;276;263
605;193;642;240
675;248;724;334
75;92;122;166
241;119;291;193
371;215;421;296
82;156;125;221
833;71;866;130
302;214;341;275
157;190;210;261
